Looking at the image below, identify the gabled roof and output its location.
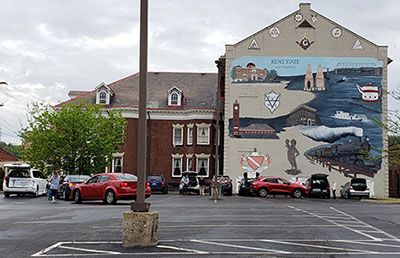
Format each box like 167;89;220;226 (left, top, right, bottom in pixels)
95;82;115;95
57;72;218;110
231;3;383;50
0;148;19;162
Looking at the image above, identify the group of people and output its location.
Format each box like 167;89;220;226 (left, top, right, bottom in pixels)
180;175;226;196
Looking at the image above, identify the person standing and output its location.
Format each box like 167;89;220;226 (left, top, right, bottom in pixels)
49;171;60;203
332;180;337;199
294;177;300;185
199;176;205;196
181;175;189;195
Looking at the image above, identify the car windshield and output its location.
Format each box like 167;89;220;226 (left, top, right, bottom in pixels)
68;175;90;181
116;174;137;181
8;169;30;178
148;176;161;180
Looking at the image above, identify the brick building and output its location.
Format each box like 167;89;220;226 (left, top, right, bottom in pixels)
59;72;220;184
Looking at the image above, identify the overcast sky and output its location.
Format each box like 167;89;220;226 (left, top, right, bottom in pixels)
0;0;399;144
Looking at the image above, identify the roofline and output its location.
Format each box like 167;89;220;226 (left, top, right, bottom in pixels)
230;6;383;49
101;106;216;112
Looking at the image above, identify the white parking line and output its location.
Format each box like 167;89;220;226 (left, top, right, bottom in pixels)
59;245;121;255
260;239;378;254
157;245;208;254
190;239;290;254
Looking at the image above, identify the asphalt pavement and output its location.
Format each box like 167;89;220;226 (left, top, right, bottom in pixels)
1;192;400;257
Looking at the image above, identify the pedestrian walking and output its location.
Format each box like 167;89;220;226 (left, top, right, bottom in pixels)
199;176;205;196
332;180;337;199
49;170;60;203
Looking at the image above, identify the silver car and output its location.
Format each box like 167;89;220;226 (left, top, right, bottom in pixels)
340;178;370;199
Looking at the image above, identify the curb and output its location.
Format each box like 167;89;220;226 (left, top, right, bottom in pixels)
361;199;400;204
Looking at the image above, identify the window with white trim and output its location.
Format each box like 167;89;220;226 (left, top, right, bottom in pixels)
172;157;182;177
196;157;209;177
173;128;183;146
197;127;210;145
167;86;182;106
186;156;193;171
112;157;123;173
99;91;107;104
187;127;193;145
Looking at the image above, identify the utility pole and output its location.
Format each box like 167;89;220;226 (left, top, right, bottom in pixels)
131;0;149;212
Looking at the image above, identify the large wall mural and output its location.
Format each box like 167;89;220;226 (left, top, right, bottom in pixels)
229;56;383;178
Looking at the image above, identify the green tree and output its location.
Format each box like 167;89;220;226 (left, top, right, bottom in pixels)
19;101;127;176
376;89;400;164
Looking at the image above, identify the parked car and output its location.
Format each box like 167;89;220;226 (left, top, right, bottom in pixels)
212;175;233;196
71;173;151;204
3;163;47;198
340;178;370;199
305;174;330;198
179;171;200;195
250;176;307;198
57;175;90;200
147;175;168;194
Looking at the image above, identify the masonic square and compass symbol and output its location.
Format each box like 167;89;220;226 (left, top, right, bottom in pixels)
296;32;314;50
264;90;281;113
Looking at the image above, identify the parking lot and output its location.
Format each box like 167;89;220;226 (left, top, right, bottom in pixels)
1;193;400;257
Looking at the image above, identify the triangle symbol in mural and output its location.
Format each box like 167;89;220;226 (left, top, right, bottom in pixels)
352;39;363;50
248;38;260;50
298;20;314;28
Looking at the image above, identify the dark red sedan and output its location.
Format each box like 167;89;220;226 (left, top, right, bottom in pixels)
71;173;151;204
250;176;308;198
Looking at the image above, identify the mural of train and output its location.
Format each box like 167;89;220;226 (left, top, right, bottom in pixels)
307;136;375;167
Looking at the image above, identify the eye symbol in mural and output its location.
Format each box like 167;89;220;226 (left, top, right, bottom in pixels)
264;90;281;113
296;32;314;50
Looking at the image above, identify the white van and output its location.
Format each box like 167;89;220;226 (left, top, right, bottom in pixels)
2;163;47;198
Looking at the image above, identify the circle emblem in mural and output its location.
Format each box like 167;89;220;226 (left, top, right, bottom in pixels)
331;27;342;38
269;26;280;38
294;13;303;22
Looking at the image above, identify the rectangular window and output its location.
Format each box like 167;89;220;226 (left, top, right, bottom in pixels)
112;157;123;173
187;127;193;145
172;158;182;177
186;157;192;171
197;127;210;145
173;128;183;146
196;158;209;177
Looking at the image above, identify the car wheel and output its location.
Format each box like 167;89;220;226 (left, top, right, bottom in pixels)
105;190;117;205
31;186;39;198
74;190;82;204
227;190;233;196
258;188;268;198
292;189;303;199
4;192;10;198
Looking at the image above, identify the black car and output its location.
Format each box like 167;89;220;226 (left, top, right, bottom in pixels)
213;175;233;196
147;175;168;194
306;173;330;198
57;175;90;200
239;177;258;196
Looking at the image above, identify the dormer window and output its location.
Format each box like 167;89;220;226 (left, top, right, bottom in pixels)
99;91;107;104
167;86;182;107
95;82;114;105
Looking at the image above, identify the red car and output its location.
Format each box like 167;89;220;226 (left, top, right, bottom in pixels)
250;176;307;198
71;173;151;204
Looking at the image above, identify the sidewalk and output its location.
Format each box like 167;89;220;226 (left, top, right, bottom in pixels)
361;198;400;204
